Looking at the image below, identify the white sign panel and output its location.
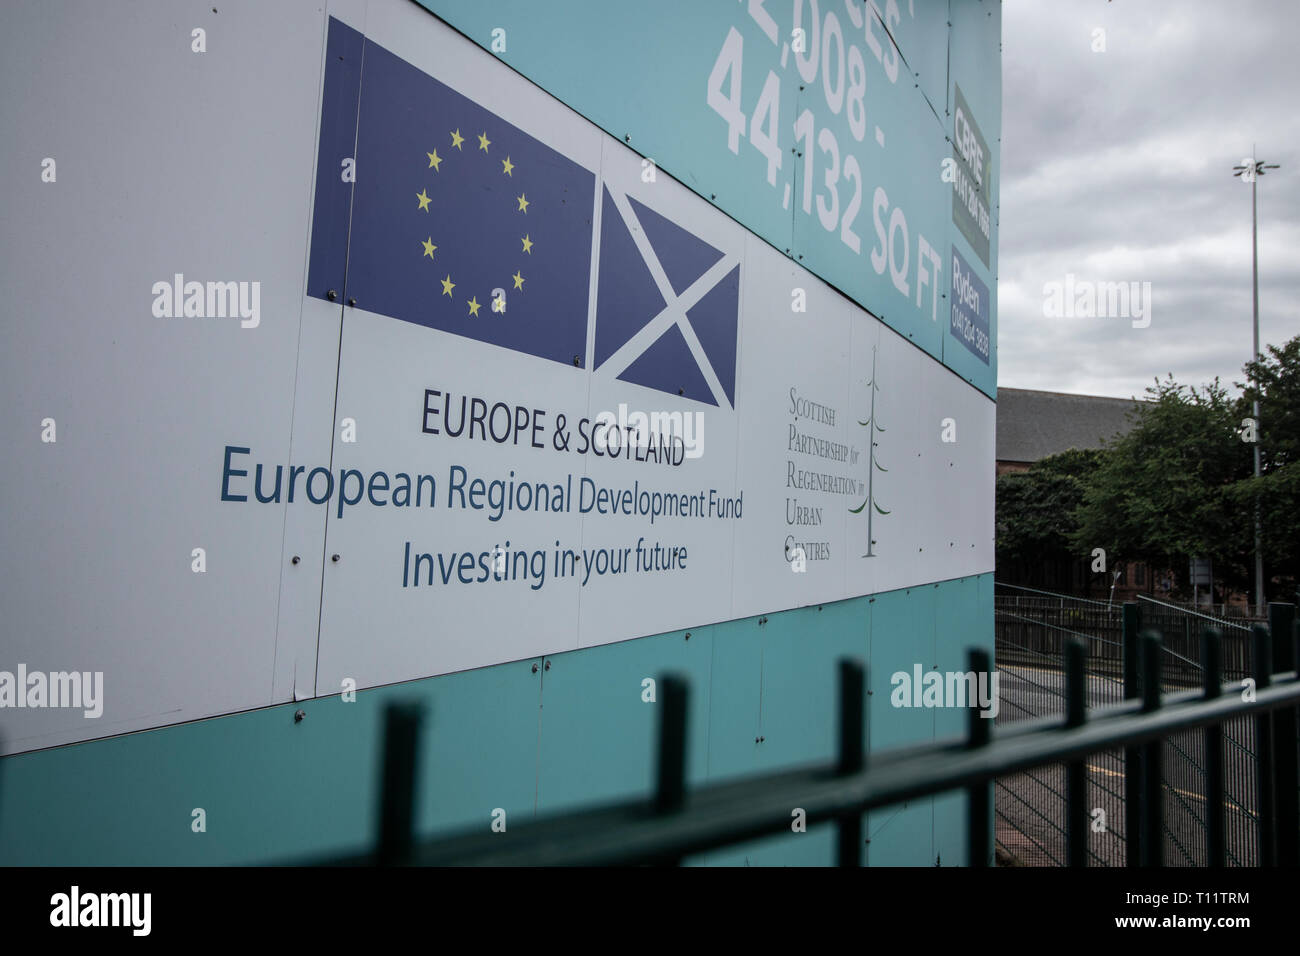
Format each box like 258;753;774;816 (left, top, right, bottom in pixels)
303;5;993;690
0;0;992;755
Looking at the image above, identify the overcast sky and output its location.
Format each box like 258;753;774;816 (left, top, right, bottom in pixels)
998;0;1300;400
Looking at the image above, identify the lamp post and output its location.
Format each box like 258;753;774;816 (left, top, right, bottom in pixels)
1232;151;1279;613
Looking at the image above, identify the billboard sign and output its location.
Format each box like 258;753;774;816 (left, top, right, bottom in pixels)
0;0;996;755
419;0;1002;398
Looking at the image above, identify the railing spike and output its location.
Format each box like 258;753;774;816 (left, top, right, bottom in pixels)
1267;604;1297;866
377;702;424;867
1122;602;1142;868
836;659;867;867
1253;624;1276;867
654;675;689;818
652;673;690;867
1139;631;1163;867
1065;639;1088;867
1201;628;1225;867
967;647;993;868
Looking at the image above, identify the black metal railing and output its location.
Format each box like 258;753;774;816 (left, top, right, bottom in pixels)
993;593;1281;865
325;602;1300;866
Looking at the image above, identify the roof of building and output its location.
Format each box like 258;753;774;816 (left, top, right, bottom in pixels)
996;387;1146;463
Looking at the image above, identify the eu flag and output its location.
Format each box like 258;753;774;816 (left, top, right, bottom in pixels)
307;18;595;367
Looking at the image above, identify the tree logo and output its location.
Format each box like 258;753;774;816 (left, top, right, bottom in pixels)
850;345;890;557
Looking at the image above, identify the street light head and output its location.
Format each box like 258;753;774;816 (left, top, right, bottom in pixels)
1233;157;1278;183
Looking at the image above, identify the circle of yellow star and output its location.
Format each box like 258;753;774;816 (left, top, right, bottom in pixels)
516;193;529;213
440;275;455;296
450;129;464;150
512;271;525;290
421;237;437;259
521;234;533;254
501;156;514;176
478;131;491;152
416;188;432;211
467;296;481;317
427;149;442;171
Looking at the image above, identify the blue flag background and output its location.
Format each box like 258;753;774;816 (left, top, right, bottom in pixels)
308;18;595;367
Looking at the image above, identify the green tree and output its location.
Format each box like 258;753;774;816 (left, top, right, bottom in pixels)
1225;334;1300;599
1071;376;1253;599
996;448;1103;591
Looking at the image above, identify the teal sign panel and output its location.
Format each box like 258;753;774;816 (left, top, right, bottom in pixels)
0;574;993;866
417;0;1000;398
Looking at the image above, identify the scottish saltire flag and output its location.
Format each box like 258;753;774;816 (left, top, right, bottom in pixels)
593;187;740;408
307;18;594;366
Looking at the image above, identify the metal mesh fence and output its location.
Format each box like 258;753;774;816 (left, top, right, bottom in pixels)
993;584;1263;866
